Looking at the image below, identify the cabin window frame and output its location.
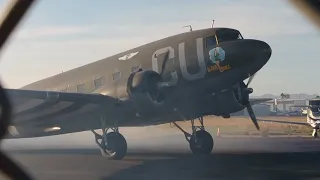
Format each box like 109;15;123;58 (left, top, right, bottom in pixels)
76;83;86;93
94;77;104;89
60;87;68;92
112;71;121;82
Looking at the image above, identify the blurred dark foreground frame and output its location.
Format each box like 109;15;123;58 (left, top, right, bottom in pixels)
0;0;36;179
289;0;320;30
0;0;318;180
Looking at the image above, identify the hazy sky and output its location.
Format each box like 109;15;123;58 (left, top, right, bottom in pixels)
0;0;319;95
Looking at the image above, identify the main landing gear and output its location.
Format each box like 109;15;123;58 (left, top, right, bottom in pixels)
90;116;213;160
172;117;214;154
91;117;127;160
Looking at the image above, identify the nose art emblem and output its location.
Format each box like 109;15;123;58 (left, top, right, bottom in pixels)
207;47;231;73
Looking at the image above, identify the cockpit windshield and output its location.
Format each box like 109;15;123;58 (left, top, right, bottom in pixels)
309;100;320;116
216;29;243;43
205;29;243;48
311;107;320;112
310;106;320;116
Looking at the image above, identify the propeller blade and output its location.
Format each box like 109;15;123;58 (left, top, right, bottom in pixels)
246;74;256;86
246;103;260;130
159;50;170;76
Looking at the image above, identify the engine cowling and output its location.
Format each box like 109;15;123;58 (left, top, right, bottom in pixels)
233;81;252;106
126;70;165;106
214;81;252;114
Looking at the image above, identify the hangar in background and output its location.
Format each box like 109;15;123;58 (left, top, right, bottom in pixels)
264;99;308;112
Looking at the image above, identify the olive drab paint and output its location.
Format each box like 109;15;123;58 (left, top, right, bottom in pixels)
152;46;178;86
178;38;207;81
152;37;207;84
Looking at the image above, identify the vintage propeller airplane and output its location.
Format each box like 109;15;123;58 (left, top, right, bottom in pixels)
4;25;272;160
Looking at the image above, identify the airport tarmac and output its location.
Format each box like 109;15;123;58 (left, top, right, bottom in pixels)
2;134;320;180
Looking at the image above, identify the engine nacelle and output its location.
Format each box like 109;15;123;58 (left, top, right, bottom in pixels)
126;70;165;106
213;81;252;114
214;89;245;114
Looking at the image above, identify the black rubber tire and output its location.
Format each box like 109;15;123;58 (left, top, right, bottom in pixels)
189;130;214;154
103;132;127;160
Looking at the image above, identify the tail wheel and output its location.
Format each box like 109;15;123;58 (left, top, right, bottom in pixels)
189;130;214;154
103;132;127;160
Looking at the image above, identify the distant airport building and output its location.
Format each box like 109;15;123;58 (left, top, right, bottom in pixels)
290;99;307;111
265;99;308;112
231;99;310;117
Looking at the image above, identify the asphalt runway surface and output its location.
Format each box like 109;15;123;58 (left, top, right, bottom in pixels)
3;134;320;180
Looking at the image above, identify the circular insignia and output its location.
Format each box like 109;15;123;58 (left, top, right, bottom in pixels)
209;47;225;64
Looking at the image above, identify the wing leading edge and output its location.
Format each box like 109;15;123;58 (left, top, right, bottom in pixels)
6;89;119;104
249;98;272;105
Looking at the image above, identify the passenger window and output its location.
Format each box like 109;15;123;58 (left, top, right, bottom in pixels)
77;83;86;93
206;36;217;48
112;72;121;81
94;77;103;89
60;88;68;92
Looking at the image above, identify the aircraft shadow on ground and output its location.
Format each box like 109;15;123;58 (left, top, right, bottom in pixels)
103;152;320;180
7;149;320;180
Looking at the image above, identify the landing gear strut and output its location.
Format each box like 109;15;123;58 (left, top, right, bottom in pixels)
312;129;318;138
91;117;127;160
172;117;214;154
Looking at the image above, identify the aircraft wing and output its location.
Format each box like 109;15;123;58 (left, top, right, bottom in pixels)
249;98;272;105
290;105;310;108
6;88;117;104
257;119;309;126
4;88;123;139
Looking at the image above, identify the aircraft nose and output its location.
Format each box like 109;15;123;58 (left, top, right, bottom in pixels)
257;40;272;61
249;40;272;74
242;39;272;67
234;39;272;75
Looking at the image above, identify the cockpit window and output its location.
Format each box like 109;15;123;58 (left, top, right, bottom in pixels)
311;107;320;116
216;30;243;43
237;34;243;39
206;36;217;48
311;107;320;112
309;101;320;116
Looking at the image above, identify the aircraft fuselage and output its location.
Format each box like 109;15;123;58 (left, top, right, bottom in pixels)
16;27;272;128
